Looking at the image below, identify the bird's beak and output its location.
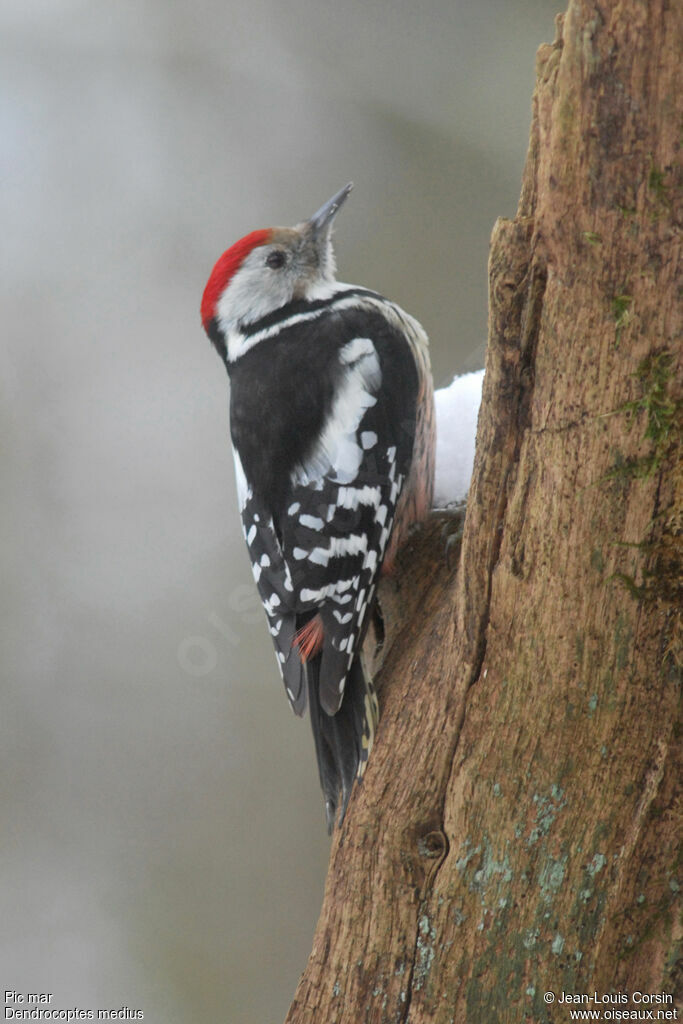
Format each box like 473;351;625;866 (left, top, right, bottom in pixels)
308;183;353;238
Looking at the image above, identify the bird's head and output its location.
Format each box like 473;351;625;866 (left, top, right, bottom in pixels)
201;183;353;359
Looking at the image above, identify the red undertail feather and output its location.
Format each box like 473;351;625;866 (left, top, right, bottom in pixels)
294;614;325;662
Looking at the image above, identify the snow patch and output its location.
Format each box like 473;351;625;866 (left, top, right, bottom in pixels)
434;369;484;506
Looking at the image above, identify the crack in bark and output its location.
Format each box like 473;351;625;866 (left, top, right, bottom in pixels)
468;257;547;694
398;926;418;1024
529;413;589;436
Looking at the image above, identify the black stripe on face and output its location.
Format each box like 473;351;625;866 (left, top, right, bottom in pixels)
238;287;381;336
205;316;227;362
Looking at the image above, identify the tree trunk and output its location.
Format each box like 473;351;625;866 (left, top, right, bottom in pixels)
286;3;681;1021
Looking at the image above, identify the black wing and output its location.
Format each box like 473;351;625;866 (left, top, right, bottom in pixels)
230;302;418;716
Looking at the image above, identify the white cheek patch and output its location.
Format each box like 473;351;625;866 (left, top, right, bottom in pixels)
219;250;295;360
293;338;381;486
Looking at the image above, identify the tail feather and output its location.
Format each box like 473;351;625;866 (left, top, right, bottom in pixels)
306;656;379;832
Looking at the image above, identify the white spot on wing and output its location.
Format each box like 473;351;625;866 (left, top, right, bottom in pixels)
299;514;325;530
364;549;378;573
337;485;381;510
309;547;330;566
304;534;367;568
300;576;358;604
330;534;367;557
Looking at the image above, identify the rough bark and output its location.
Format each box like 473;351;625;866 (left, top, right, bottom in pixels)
286;3;681;1021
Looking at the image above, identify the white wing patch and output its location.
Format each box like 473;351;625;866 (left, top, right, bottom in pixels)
338;336;376;366
293;338;381;487
232;446;251;510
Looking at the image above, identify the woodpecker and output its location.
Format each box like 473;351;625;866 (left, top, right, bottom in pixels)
201;184;435;831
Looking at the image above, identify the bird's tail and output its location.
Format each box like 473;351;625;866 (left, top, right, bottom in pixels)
306;655;379;833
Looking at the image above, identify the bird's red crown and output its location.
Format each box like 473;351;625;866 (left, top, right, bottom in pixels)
200;228;271;329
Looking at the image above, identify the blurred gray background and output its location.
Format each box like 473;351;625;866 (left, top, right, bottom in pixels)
2;1;557;1020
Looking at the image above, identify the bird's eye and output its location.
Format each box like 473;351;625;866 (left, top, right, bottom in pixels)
265;250;286;270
